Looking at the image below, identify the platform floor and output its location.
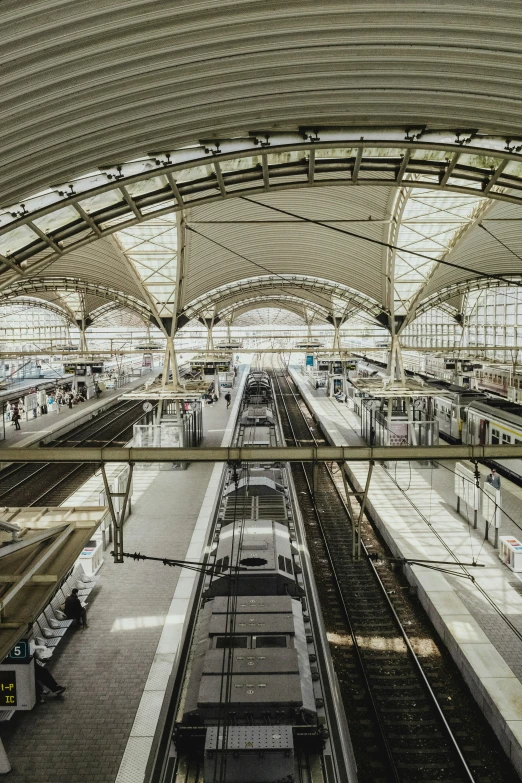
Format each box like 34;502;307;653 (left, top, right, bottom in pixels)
290;366;522;774
3;372;155;447
0;368;248;783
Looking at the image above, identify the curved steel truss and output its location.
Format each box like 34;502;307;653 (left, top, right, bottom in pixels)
181;274;384;324
217;295;330;324
412;275;522;319
0;297;74;325
0;279;152;321
3;128;522;286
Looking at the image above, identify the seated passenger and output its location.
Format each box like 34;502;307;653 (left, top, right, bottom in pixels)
64;588;88;628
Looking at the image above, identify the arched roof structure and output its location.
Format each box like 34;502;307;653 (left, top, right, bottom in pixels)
2;2;522;337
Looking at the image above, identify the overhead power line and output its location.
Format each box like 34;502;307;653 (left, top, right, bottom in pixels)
185;224;379;320
240;196;522;290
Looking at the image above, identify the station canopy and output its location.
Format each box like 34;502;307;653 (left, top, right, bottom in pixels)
1;1;522;337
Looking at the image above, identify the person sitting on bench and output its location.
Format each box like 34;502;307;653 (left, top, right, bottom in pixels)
64;589;88;628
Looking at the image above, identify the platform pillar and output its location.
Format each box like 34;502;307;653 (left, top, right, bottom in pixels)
103;463;134;564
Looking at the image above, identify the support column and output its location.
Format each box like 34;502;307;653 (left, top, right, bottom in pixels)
332;316;343;352
387;335;406;383
103;464;134;564
203;316;215;351
76;318;91;353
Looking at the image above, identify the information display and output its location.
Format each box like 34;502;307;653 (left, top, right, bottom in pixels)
306;355;314;367
0;672;17;707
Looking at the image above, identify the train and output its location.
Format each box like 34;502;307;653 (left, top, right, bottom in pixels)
416;381;487;442
354;358;522;483
463;398;522;481
173;370;334;783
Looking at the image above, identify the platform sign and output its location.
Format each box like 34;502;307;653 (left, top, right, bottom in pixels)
455;463;479;512
7;641;29;662
0;672;16;707
306;355;314;367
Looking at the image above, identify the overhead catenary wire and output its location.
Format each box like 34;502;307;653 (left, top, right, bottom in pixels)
185;224;368;319
240;196;522;290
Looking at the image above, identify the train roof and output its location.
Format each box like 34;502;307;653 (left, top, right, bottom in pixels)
468;397;522;426
426;379;486;397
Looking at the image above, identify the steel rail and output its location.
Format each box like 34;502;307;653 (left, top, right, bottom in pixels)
326;466;477;783
0;400;142;499
272;365;401;782
271;363;400;781
0;401;152;506
276;361;477;783
27;405;147;507
0;400;141;493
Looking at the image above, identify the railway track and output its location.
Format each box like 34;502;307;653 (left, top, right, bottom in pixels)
269;361;519;783
0;400;150;507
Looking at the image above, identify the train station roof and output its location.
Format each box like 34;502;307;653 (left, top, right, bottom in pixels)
1;2;522;333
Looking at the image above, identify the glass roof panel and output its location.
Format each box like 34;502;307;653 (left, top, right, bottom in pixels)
0;225;39;255
393;188;486;316
115;215;178;316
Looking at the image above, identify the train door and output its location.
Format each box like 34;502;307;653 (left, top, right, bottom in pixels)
478;419;488;445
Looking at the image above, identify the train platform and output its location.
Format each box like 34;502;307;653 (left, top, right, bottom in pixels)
0;374;67;400
0;366;249;783
289;365;522;775
2;372;155;448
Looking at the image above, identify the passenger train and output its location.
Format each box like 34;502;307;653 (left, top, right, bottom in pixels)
463;398;522;481
354;359;522;484
171;370;342;783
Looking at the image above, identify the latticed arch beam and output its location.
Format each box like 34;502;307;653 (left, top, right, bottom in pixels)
216;295;330;325
0;297;75;325
3;129;522;288
0;279;152;322
412;275;522;320
181;274;384;327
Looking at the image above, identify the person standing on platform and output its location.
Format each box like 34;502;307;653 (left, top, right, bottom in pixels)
12;405;20;430
68;393;73;409
64;588;88;628
224;392;231;409
487;467;501;490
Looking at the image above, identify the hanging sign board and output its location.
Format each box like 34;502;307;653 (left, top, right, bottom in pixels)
306;355;314;367
454;463;480;511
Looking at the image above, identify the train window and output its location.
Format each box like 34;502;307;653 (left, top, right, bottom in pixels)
278;555;285;571
222;556;229;571
254;636;287;649
215;636;249;649
503;433;512;444
285;557;293;574
516;439;522;445
492;429;500;445
240;557;267;567
214;558;223;574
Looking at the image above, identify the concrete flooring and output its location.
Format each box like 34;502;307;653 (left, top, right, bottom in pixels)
0;369;247;783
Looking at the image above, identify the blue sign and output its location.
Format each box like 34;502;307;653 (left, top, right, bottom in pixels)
306;355;314;367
